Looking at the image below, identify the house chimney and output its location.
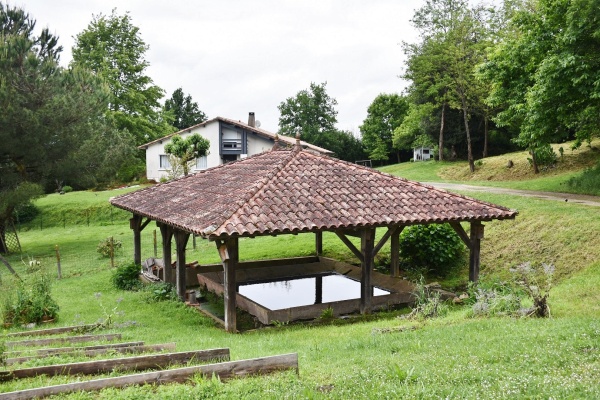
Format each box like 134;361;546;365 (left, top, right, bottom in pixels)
248;112;256;127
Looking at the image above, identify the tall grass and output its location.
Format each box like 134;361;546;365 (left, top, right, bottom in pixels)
566;161;600;196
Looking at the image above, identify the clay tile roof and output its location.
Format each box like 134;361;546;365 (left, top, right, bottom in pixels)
110;149;517;239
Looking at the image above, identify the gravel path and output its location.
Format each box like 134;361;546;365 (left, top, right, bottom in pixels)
422;182;600;207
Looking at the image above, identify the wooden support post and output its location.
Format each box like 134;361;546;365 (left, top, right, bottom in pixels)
360;228;376;314
158;223;174;285
130;215;142;266
469;221;484;282
129;215;151;266
153;230;157;258
315;231;323;256
220;237;239;333
315;275;323;304
55;245;62;279
174;230;190;301
390;228;400;277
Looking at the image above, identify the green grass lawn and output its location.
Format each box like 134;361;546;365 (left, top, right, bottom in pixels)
1;185;599;399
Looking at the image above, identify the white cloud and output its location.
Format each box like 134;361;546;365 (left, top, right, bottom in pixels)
13;0;421;133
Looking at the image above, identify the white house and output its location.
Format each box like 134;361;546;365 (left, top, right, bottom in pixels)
413;146;433;162
140;113;332;181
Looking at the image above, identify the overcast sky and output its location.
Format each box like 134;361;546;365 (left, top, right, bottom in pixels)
16;0;422;134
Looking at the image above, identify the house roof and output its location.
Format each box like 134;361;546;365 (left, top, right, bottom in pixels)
137;116;333;154
111;145;517;239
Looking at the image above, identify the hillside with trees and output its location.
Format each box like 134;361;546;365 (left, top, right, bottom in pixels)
393;0;599;174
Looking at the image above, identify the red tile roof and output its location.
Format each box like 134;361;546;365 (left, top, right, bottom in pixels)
110;147;517;239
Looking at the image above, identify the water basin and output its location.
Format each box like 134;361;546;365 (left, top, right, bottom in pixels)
238;274;390;310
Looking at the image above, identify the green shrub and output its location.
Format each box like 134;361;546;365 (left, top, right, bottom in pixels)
510;262;554;318
0;340;6;366
143;282;177;302
111;262;142;291
13;202;39;223
62;185;73;193
320;306;334;320
398;223;466;277
97;237;122;258
404;277;448;320
528;145;557;170
1;273;59;325
468;280;522;317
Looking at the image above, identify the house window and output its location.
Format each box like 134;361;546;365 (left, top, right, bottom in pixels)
159;155;171;169
222;130;242;150
195;156;207;170
423;149;430;155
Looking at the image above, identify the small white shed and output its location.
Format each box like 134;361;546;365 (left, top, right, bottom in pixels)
413;147;432;161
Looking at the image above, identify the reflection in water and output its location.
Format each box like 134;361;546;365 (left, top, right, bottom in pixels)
238;274;389;311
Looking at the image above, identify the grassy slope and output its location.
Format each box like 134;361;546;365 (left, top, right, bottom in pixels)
381;138;600;194
1;184;599;398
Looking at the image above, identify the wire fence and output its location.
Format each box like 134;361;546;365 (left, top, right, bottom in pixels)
3;226;216;282
16;205;131;232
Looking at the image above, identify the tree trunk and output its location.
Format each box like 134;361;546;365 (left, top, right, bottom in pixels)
460;95;475;173
438;102;446;161
0;221;7;254
483;115;489;158
530;149;540;174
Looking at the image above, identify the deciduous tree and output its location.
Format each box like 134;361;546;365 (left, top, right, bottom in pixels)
278;82;338;148
360;94;409;163
481;0;600;173
403;0;496;170
72;9;175;145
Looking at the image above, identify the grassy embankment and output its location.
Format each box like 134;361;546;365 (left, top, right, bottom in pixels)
0;154;599;398
381;138;600;194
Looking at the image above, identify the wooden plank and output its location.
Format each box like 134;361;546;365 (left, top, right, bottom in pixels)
6;343;176;366
6;334;122;348
2;324;99;338
2;349;230;381
0;353;298;400
190;256;320;274
5;341;145;358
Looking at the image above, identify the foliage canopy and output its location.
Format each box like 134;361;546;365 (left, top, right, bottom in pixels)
71;9;176;146
165;88;208;131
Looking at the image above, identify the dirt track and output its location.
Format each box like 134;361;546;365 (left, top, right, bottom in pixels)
422;182;600;208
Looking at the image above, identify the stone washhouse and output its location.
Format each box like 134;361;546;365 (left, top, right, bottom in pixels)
110;138;517;332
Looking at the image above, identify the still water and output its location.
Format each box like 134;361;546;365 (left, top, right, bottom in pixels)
238;274;389;310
